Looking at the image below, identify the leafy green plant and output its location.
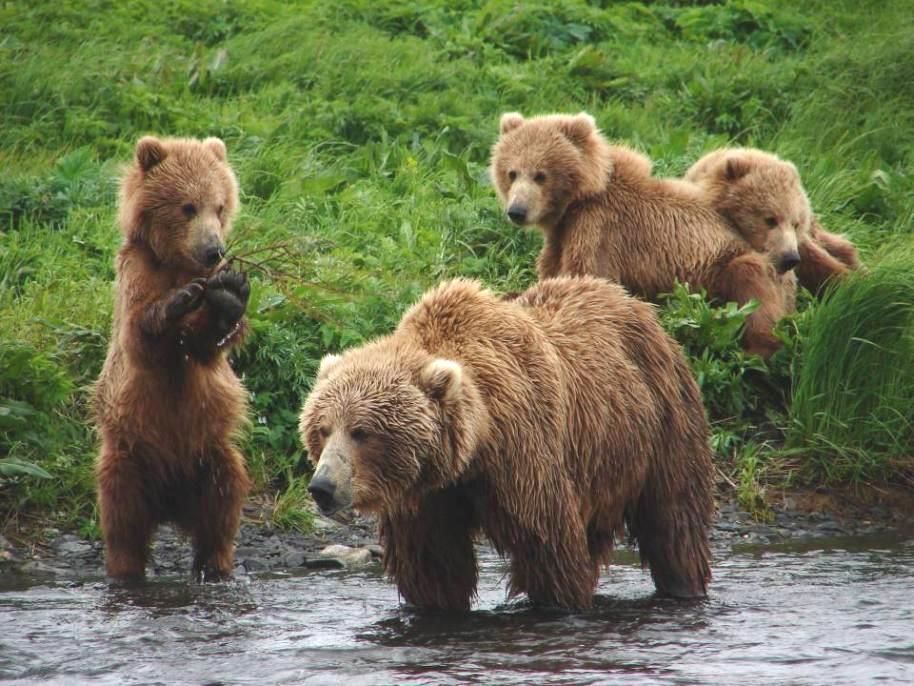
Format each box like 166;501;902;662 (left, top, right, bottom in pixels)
0;148;115;230
671;0;812;51
0;342;73;445
659;283;769;419
0;457;52;480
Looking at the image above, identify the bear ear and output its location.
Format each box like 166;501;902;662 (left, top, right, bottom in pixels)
316;354;343;381
419;358;463;403
500;112;525;135
204;137;227;161
723;155;754;181
136;136;167;172
558;112;598;148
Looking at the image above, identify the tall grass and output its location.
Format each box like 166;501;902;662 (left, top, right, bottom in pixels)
2;0;913;532
789;245;914;483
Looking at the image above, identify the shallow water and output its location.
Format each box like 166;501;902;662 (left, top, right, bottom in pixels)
1;534;912;686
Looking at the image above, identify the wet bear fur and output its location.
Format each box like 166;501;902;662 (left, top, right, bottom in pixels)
300;277;714;610
94;136;251;581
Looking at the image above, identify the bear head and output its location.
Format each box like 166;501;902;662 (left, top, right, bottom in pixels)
689;149;810;275
489;112;612;228
118;136;239;273
299;346;487;516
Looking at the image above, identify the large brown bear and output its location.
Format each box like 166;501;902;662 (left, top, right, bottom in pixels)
94;136;251;581
684;147;861;295
300;276;714;611
489;112;793;358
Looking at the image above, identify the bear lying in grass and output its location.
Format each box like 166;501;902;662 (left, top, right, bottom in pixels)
94;136;251;581
685;147;861;295
489;111;795;359
300;276;714;611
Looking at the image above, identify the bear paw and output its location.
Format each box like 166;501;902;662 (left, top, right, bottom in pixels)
204;269;249;335
165;278;207;320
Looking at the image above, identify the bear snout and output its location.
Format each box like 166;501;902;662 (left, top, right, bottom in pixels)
308;472;339;514
204;243;226;267
193;236;226;268
507;204;528;224
777;250;801;274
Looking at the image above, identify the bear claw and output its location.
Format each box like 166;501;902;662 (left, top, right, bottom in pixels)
166;279;207;319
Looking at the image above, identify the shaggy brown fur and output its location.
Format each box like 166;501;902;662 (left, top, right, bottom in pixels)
685;147;861;295
490;112;798;359
300;277;714;611
94;136;251;582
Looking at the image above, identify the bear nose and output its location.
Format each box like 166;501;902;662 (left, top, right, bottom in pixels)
308;475;337;514
204;243;226;267
778;251;801;274
507;205;527;224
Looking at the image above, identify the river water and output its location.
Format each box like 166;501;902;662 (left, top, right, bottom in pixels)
1;533;912;685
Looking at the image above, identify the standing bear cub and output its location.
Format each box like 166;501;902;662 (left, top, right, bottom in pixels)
94;136;251;581
490;112;792;358
300;277;714;611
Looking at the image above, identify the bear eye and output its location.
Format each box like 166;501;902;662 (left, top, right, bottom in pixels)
217;204;225;217
765;216;778;228
534;171;546;184
182;203;197;218
318;425;331;439
508;170;517;182
350;428;369;442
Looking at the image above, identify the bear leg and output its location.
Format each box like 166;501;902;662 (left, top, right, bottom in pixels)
97;450;156;581
712;253;787;359
811;219;860;269
381;488;478;611
506;527;597;609
188;446;250;581
499;480;596;609
796;239;850;295
629;488;712;599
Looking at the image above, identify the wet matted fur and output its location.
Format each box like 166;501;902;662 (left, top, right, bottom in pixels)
94;137;251;581
300;277;714;610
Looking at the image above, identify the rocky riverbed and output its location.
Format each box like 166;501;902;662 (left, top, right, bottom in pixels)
1;492;912;581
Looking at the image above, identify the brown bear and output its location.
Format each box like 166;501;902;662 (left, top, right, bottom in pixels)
300;276;714;611
94;136;251;582
489;111;795;358
684;147;861;295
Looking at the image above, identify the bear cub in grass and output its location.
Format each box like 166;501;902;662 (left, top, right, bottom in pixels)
94;136;251;581
490;112;793;358
300;277;714;611
685;147;861;295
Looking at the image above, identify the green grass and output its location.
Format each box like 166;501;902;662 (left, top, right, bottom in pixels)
2;0;913;533
789;246;914;484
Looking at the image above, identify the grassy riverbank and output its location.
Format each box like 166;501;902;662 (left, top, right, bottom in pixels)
2;0;913;535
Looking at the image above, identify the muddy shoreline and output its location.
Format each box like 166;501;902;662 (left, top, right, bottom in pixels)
2;489;912;582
